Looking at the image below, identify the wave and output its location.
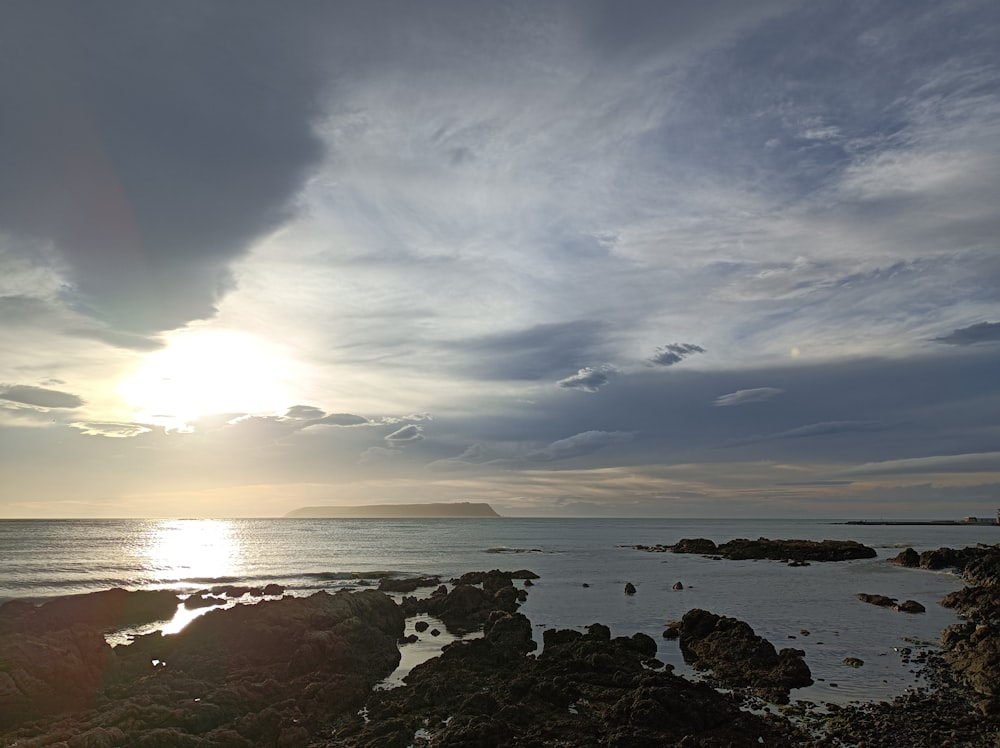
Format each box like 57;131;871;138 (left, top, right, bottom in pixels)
184;575;244;585
484;546;547;554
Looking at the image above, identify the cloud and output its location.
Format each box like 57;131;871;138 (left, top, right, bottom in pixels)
284;405;327;421
0;384;84;409
527;430;634;462
360;446;403;463
729;420;889;446
713;387;784;407
282;406;370;427
0;3;330;333
426;443;490;472
318;413;370;427
67;327;163;351
452;321;610;381
557;365;618;393
649;343;705;367
71;422;153;438
385;424;423;442
839;452;1000;477
933;322;1000;346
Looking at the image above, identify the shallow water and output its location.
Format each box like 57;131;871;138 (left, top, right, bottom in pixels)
2;517;996;704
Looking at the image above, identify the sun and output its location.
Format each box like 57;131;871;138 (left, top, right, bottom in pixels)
117;330;291;429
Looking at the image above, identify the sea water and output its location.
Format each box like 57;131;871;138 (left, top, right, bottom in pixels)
2;517;997;705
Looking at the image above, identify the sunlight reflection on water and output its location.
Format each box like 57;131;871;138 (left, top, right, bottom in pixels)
143;519;243;583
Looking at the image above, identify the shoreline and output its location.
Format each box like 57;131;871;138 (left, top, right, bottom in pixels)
2;540;999;745
841;520;1000;526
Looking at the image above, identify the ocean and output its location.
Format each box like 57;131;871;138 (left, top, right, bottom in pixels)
2;517;997;706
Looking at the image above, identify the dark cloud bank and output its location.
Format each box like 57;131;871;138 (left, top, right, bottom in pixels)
0;2;331;333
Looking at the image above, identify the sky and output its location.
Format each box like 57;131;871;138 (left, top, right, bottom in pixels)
1;0;998;519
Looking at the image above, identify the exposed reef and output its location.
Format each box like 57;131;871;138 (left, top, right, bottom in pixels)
333;613;801;747
4;550;1000;746
1;590;404;744
631;537;878;562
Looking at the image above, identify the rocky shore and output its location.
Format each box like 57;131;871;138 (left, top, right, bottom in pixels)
2;543;999;747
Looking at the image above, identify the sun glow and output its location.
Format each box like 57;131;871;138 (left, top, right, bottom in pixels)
118;330;292;429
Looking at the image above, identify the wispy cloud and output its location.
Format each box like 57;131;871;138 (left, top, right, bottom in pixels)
385;424;423;442
713;387;784;407
649;343;706;367
839;452;1000;477
933;322;1000;346
0;384;83;409
526;430;634;462
557;365;618;393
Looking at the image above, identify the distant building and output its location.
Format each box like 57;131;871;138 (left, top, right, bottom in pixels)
963;515;999;525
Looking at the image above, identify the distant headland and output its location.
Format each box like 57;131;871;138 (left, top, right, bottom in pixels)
284;502;502;519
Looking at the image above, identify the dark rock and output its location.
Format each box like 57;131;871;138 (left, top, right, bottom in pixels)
664;537;876;562
209;584;253;599
672;581;684;590
334;613;802;747
1;590;404;741
400;570;529;634
676;608;812;702
931;544;1000;714
509;569;540;580
667;538;719;554
720;538;877;562
843;657;864;668
1;589;180;635
895;600;926;614
0;625;114;727
891;547;921;567
413;620;429;633
261;583;285;596
624;582;636;595
857;593;898;608
377;576;441;593
183;594;223;610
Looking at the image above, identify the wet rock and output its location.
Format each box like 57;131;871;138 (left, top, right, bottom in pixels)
843;657;864;668
667;538;718;554
624;582;637;595
376;575;440;593
672;581;684;590
1;588;180;635
718;538;877;562
183;594;223;610
0;625;114;727
413;620;429;633
334;612;802;747
857;593;898;608
676;608;813;703
400;570;531;633
891;547;921;567
0;590;404;741
261;583;285;596
896;600;926;614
